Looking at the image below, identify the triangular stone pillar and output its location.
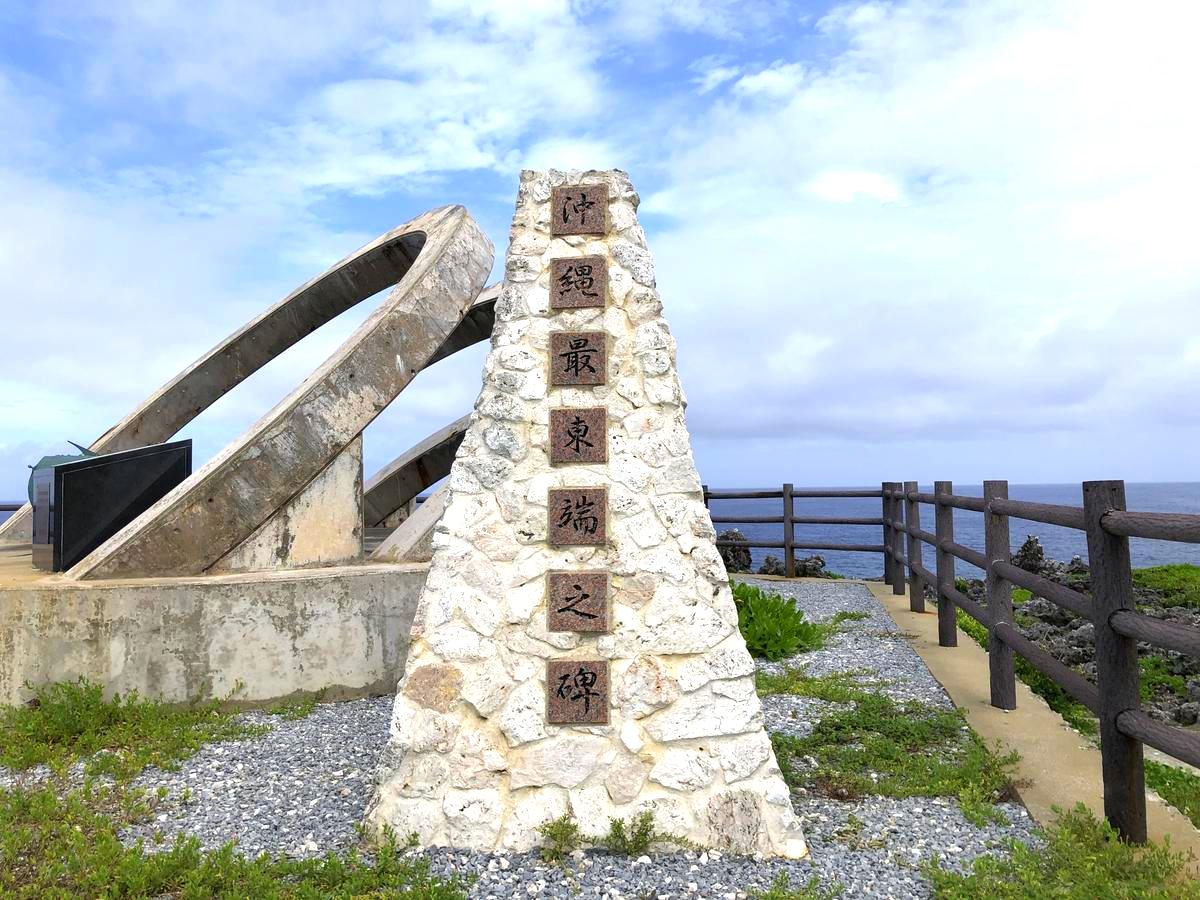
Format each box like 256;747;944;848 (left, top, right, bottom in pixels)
367;170;806;858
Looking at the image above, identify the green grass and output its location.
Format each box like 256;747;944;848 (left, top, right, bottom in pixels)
1139;656;1189;703
0;678;264;781
1132;564;1200;610
0;679;468;897
955;610;1099;735
1146;761;1200;830
927;803;1200;899
762;669;1017;820
749;871;842;899
267;690;326;722
0;783;467;899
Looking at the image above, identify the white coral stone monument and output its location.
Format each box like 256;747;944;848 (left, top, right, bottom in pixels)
366;169;807;858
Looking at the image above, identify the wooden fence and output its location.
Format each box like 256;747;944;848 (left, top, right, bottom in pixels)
703;485;887;577
706;480;1200;843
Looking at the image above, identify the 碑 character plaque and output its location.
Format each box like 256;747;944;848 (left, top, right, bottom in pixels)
547;571;609;632
547;659;609;724
549;331;606;386
550;185;607;236
548;487;607;546
549;407;607;465
550;256;607;309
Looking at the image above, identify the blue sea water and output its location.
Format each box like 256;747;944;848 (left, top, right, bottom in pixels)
5;483;1198;579
706;483;1200;579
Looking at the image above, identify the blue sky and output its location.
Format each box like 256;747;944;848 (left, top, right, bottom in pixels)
1;0;1198;500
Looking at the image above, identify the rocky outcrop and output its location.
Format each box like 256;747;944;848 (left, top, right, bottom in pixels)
717;530;752;573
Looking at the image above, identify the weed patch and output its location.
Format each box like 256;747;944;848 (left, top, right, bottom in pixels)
267;690;326;722
1132;564;1200;610
1146;761;1200;830
731;582;868;661
0;678;263;781
749;871;843;899
762;668;1017;813
926;804;1200;899
537;814;583;864
955;610;1098;735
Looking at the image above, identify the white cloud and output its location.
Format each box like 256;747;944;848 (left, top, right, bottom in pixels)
805;169;903;203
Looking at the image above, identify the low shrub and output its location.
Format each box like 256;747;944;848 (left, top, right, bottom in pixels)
1132;564;1200;610
731;582;841;660
926;803;1200;898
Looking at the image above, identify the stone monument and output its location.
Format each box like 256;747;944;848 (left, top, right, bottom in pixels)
366;170;806;857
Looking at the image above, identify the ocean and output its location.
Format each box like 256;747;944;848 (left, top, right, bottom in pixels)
5;483;1198;579
707;483;1200;579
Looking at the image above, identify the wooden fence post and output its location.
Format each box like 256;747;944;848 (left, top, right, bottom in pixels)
890;483;905;596
984;480;1016;709
882;482;894;585
904;481;924;612
934;481;957;647
1084;480;1147;843
702;485;710;510
783;483;795;578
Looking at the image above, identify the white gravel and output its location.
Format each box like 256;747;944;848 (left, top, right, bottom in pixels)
2;579;1041;897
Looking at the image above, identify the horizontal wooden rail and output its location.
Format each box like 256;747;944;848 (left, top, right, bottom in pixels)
793;516;884;525
990;497;1086;530
992;560;1093;620
943;540;987;570
911;560;935;585
1110;609;1200;658
1102;510;1200;544
704;489;783;499
1117;709;1200;770
793;542;886;553
993;621;1101;712
0;502;20;512
941;583;988;626
791;489;882;498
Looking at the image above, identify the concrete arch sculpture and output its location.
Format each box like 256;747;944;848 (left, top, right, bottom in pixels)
0;218;498;549
64;205;493;579
363;413;471;528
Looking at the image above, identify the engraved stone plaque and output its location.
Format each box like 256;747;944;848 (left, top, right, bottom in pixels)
548;487;607;546
550;256;607;309
547;571;609;632
549;407;607;465
547;659;610;724
550;185;608;236
549;331;606;386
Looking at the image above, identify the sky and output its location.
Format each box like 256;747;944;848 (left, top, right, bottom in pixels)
1;0;1199;501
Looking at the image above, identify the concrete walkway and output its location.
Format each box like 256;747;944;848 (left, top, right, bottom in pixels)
858;579;1200;871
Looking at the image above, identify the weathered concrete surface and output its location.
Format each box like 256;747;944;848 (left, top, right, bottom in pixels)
364;417;469;527
67;206;492;579
0;551;427;707
211;436;364;574
871;580;1200;872
372;481;450;563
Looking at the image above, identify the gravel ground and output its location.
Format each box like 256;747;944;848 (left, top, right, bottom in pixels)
4;579;1041;897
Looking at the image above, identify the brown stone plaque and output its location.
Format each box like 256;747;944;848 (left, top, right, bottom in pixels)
547;659;610;724
550;256;607;309
550;184;608;236
549;331;606;386
548;487;607;546
549;407;607;465
547;571;609;632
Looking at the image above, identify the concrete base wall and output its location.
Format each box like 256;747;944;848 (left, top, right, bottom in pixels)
0;559;428;707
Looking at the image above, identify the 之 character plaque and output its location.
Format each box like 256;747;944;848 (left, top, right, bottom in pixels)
549;407;607;465
550;185;607;236
547;659;610;725
549;331;606;386
548;487;607;546
547;571;609;632
550;257;607;309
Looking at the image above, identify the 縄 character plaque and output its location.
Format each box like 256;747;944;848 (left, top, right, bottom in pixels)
549;331;606;387
547;571;609;632
549;407;607;465
548;487;607;546
550;256;607;309
547;659;609;724
550;185;607;236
